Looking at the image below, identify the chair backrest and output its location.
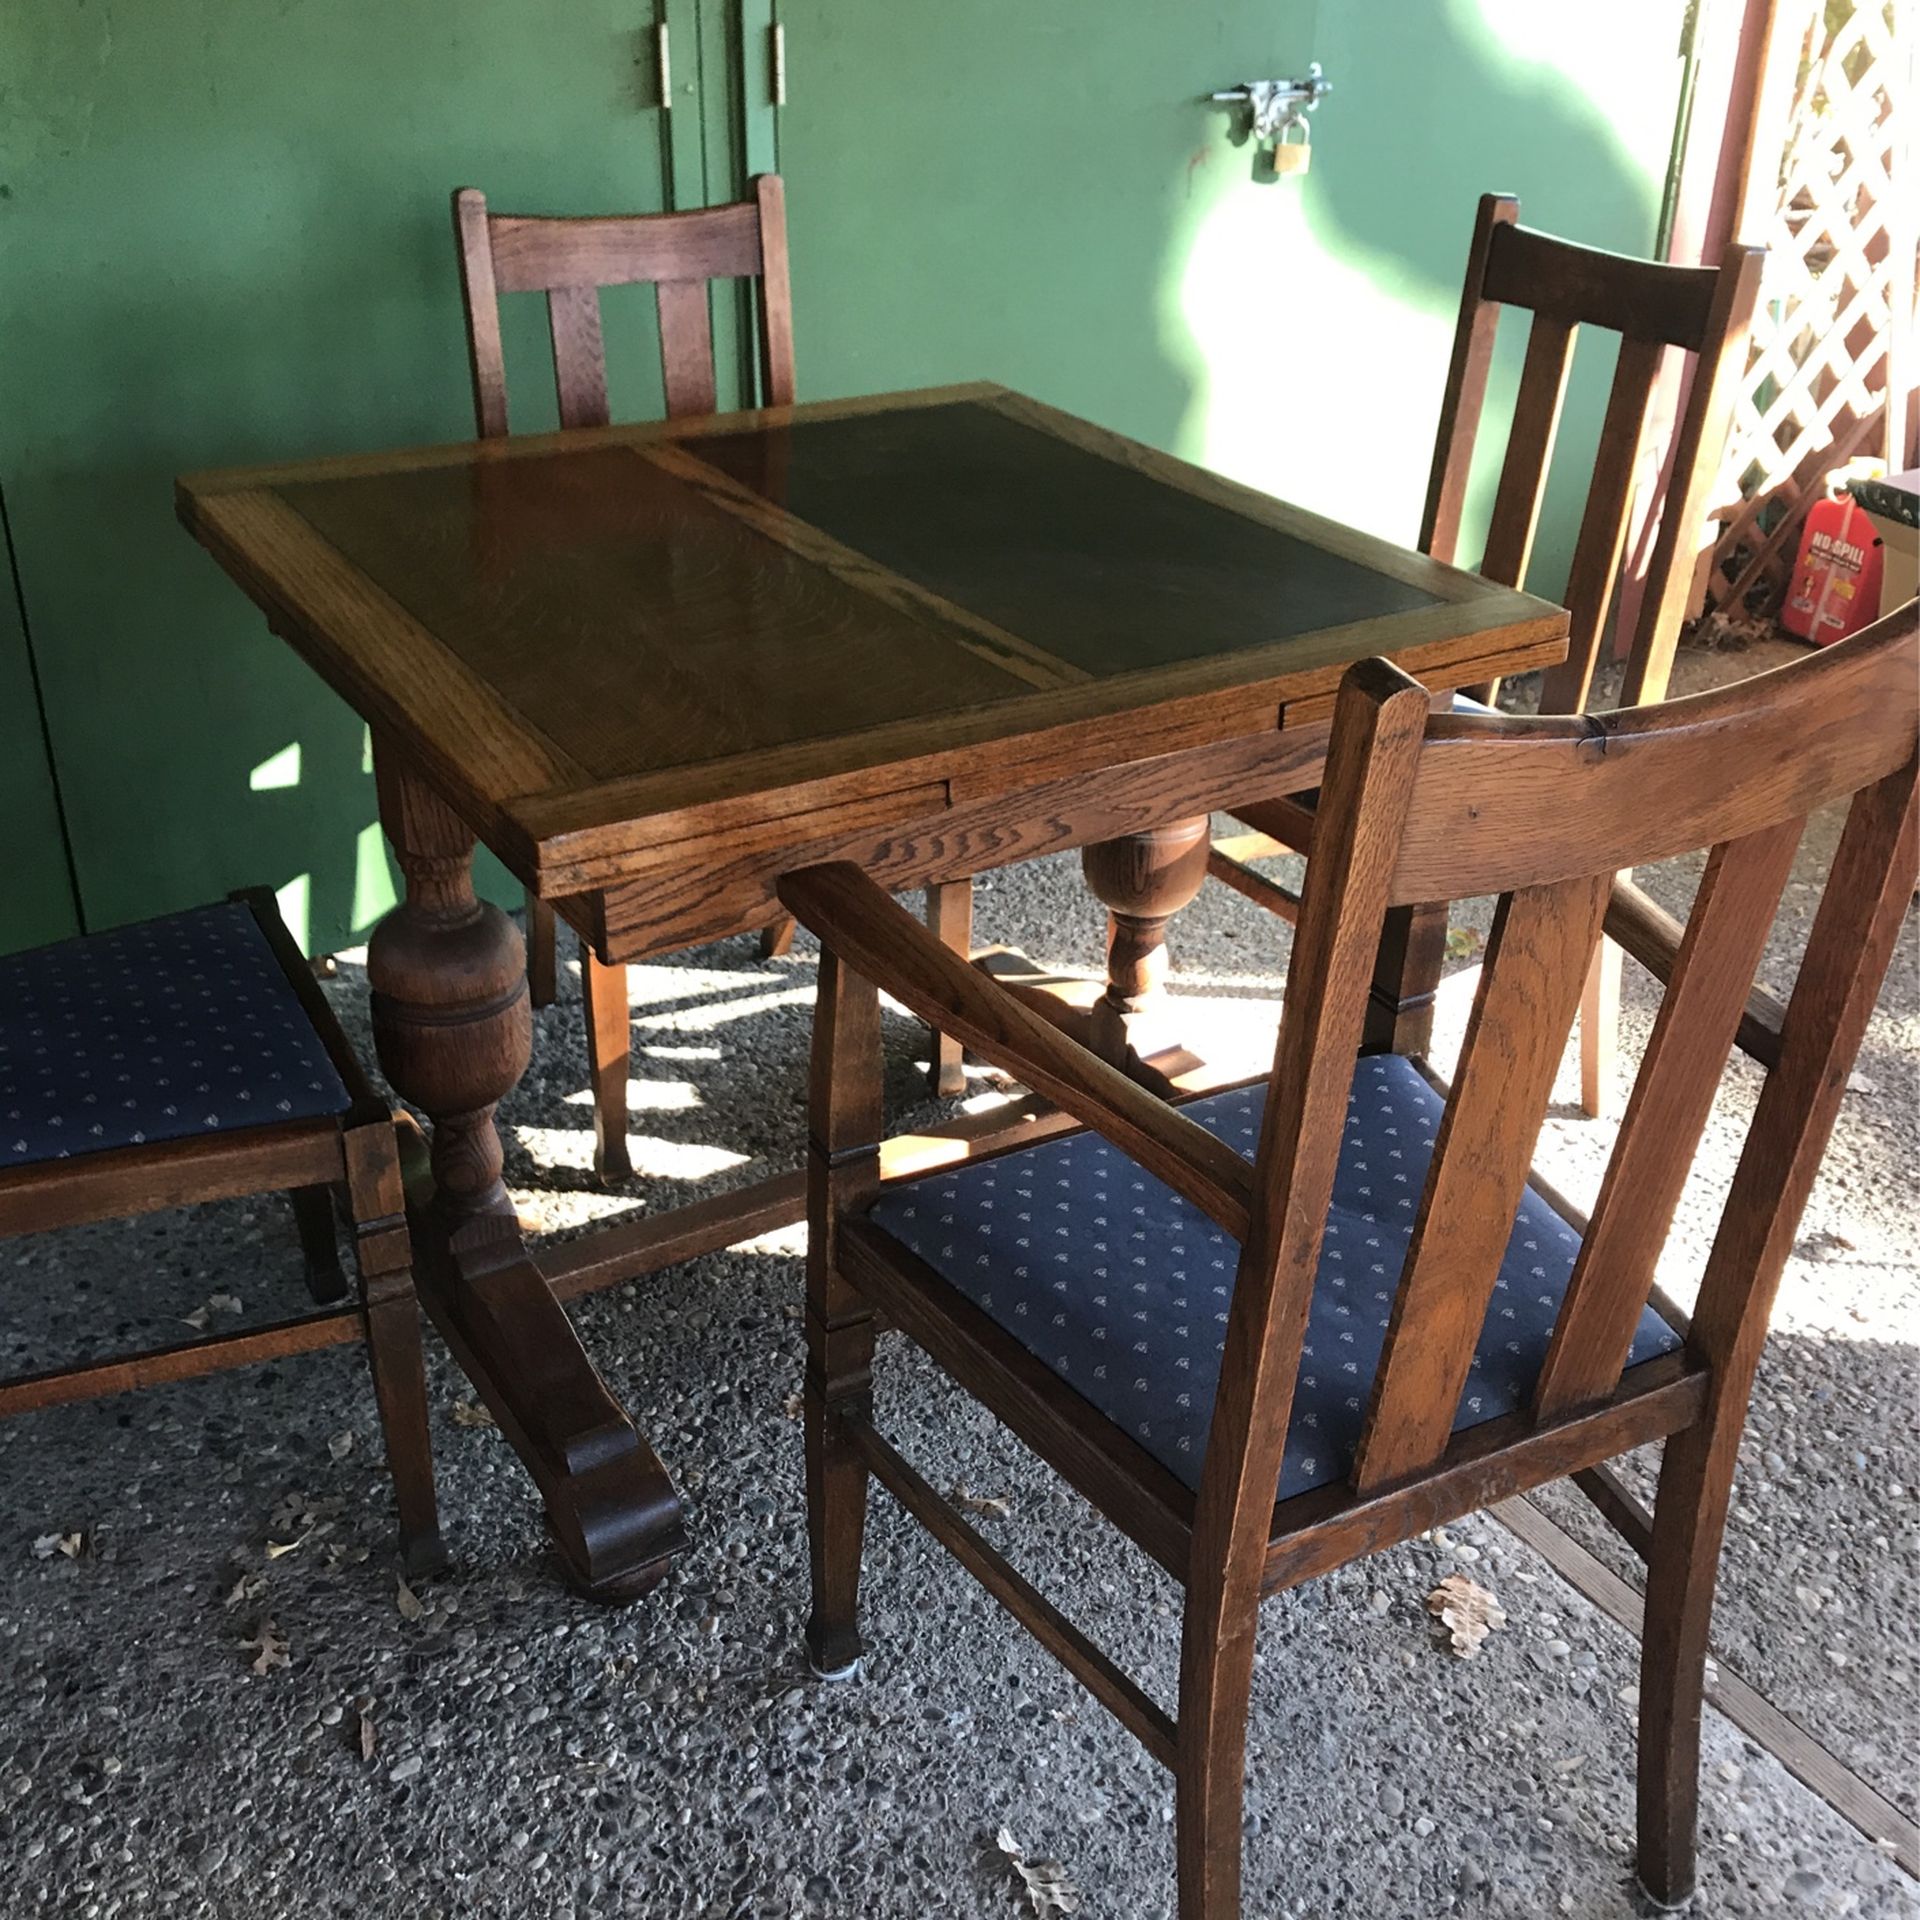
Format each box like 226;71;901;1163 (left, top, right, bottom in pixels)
1200;607;1916;1552
1422;194;1765;713
451;174;795;439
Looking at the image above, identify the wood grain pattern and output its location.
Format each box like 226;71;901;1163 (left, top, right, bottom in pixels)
1352;872;1611;1492
1535;819;1803;1416
1420;194;1522;564
655;280;718;417
591;721;1332;964
1391;608;1918;903
547;285;612;429
1480;313;1577;590
1481;218;1725;348
277;447;1035;784
180;487;583;865
1538;334;1665;712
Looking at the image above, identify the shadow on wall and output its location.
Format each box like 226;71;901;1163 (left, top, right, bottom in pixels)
1164;0;1686;592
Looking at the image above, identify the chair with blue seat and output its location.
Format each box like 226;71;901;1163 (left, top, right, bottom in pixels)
451;174;976;1173
777;605;1917;1920
0;888;444;1575
1209;194;1767;1117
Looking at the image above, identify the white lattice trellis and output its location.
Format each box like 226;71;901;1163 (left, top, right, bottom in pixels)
1703;0;1914;615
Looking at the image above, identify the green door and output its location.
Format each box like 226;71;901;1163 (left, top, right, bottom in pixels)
772;0;1687;605
0;0;727;956
0;492;78;951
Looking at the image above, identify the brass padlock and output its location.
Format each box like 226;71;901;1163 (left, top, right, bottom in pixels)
1269;113;1312;176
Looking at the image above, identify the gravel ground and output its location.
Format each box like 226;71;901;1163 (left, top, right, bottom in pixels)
1;642;1914;1919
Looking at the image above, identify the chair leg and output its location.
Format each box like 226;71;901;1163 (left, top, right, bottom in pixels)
1175;1600;1261;1920
581;950;633;1181
804;1308;875;1679
290;1184;349;1304
1636;1421;1737;1909
761;913;798;958
526;891;558;1011
343;1125;447;1579
363;1289;449;1579
1579;936;1622;1118
924;879;972;1098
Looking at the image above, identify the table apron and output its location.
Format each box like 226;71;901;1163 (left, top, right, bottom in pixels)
580;714;1333;964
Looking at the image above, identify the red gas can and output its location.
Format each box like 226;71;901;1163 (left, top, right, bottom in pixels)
1782;488;1886;645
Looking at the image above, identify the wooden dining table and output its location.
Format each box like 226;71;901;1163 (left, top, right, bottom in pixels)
177;381;1567;1602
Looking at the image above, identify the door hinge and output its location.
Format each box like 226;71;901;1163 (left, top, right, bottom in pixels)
657;21;673;108
771;22;787;106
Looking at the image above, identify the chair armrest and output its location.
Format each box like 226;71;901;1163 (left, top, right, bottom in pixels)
778;862;1255;1239
1605;876;1785;1070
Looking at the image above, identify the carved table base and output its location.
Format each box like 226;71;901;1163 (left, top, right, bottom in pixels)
370;742;685;1603
1082;817;1214;1054
1085;816;1450;1063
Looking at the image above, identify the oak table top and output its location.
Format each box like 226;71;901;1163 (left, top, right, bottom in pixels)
179;383;1564;923
178;383;1569;1602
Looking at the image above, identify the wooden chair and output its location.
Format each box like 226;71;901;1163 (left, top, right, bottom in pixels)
452;176;972;1177
1211;194;1767;1117
778;605;1917;1920
0;889;444;1575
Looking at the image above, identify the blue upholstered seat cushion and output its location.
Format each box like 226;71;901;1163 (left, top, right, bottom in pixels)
0;903;350;1168
867;1054;1680;1502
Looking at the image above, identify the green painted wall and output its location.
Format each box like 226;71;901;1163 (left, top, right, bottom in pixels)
0;0;1685;957
0;0;699;956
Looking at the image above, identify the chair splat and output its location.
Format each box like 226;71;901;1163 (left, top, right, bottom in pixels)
1351;869;1609;1492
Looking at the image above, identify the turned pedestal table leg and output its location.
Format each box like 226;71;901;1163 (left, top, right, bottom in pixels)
1082;817;1213;1053
368;741;686;1602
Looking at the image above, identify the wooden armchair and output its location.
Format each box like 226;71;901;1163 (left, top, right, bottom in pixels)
1211;194;1766;1116
779;606;1917;1919
452;175;971;1178
0;889;444;1575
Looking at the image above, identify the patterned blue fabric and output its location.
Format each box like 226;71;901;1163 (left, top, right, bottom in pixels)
0;903;350;1168
868;1054;1680;1501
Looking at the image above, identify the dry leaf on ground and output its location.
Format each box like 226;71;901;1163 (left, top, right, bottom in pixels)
1427;1574;1507;1657
782;1392;805;1421
994;1828;1082;1916
328;1430;355;1462
449;1399;496;1429
239;1619;290;1676
951;1484;1012;1519
224;1570;267;1610
268;1492;346;1535
183;1292;245;1331
265;1532;310;1560
1445;926;1484;960
358;1712;378;1762
31;1531;87;1561
395;1577;426;1623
